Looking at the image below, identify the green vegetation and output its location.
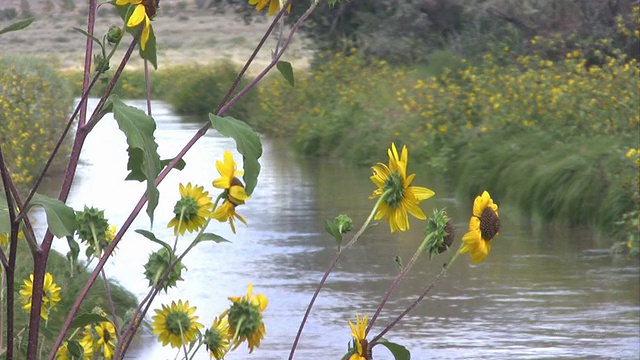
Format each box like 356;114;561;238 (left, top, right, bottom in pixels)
0;55;73;188
6;240;138;356
62;61;256;120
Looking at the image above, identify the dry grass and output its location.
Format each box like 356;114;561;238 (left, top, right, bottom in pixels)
0;0;312;73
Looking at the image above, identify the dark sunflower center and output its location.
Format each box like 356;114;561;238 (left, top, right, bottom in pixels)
166;310;191;335
383;171;405;208
479;207;500;241
174;196;198;221
228;300;262;338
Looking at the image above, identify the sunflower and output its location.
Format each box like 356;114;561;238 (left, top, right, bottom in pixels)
370;143;435;232
19;272;61;321
213;151;244;190
248;0;292;16
80;316;116;359
211;200;247;234
204;316;231;360
115;0;156;50
460;191;500;263
224;283;268;353
152;300;204;349
348;313;370;360
168;183;213;236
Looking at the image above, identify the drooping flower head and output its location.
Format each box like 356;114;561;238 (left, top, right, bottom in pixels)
19;272;61;321
223;283;268;353
152;300;204;349
248;0;292;16
204;316;231;360
115;0;158;51
168;183;213;236
348;313;370;360
370;143;435;232
212;151;250;233
460;191;500;263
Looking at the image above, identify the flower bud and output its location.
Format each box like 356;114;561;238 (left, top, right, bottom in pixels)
106;25;123;44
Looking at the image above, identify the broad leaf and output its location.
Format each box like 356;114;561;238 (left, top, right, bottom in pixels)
29;194;76;238
66;236;80;263
373;339;411;360
140;26;157;69
127;157;185;181
324;219;343;250
209;115;262;195
276;61;295;87
0;17;35;35
108;95;161;224
195;233;230;244
69;313;112;329
135;229;173;254
67;340;84;358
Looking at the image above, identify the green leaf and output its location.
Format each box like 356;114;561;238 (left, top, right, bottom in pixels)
324;219;343;249
0;195;10;234
69;313;112;329
72;27;104;48
0;17;35;35
126;156;186;181
67;340;84;358
66;236;80;263
209;115;262;195
140;26;157;69
276;61;295;87
135;229;173;254
107;95;161;224
373;339;411;360
29;194;76;238
160;157;186;171
195;233;230;244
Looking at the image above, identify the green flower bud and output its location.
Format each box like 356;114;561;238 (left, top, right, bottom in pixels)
106;25;123;44
335;214;353;234
143;247;186;292
93;54;109;73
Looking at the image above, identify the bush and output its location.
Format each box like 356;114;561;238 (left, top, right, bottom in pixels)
0;56;73;187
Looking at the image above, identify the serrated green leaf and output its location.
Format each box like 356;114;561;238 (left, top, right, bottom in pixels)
28;194;76;238
69;313;112;329
67;339;84;358
195;233;230;244
324;219;343;249
72;27;104;48
209;115;262;195
276;60;295;87
0;17;35;35
135;229;173;254
373;339;411;360
107;95;161;224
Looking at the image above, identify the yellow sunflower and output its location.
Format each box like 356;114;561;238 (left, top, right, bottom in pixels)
213;150;250;205
224;283;268;353
80;316;116;359
211;200;248;234
370;143;435;232
348;313;370;360
248;0;292;16
460;191;500;263
168;183;213;236
151;300;204;349
204;316;231;360
0;231;24;248
115;0;155;50
19;272;61;321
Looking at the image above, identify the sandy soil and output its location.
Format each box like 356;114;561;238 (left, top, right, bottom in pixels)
0;0;312;73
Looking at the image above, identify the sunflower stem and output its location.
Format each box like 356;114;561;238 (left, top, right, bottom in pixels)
365;232;435;336
288;189;391;360
371;245;463;344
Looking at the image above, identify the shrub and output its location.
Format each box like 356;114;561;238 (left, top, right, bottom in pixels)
0;56;73;187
